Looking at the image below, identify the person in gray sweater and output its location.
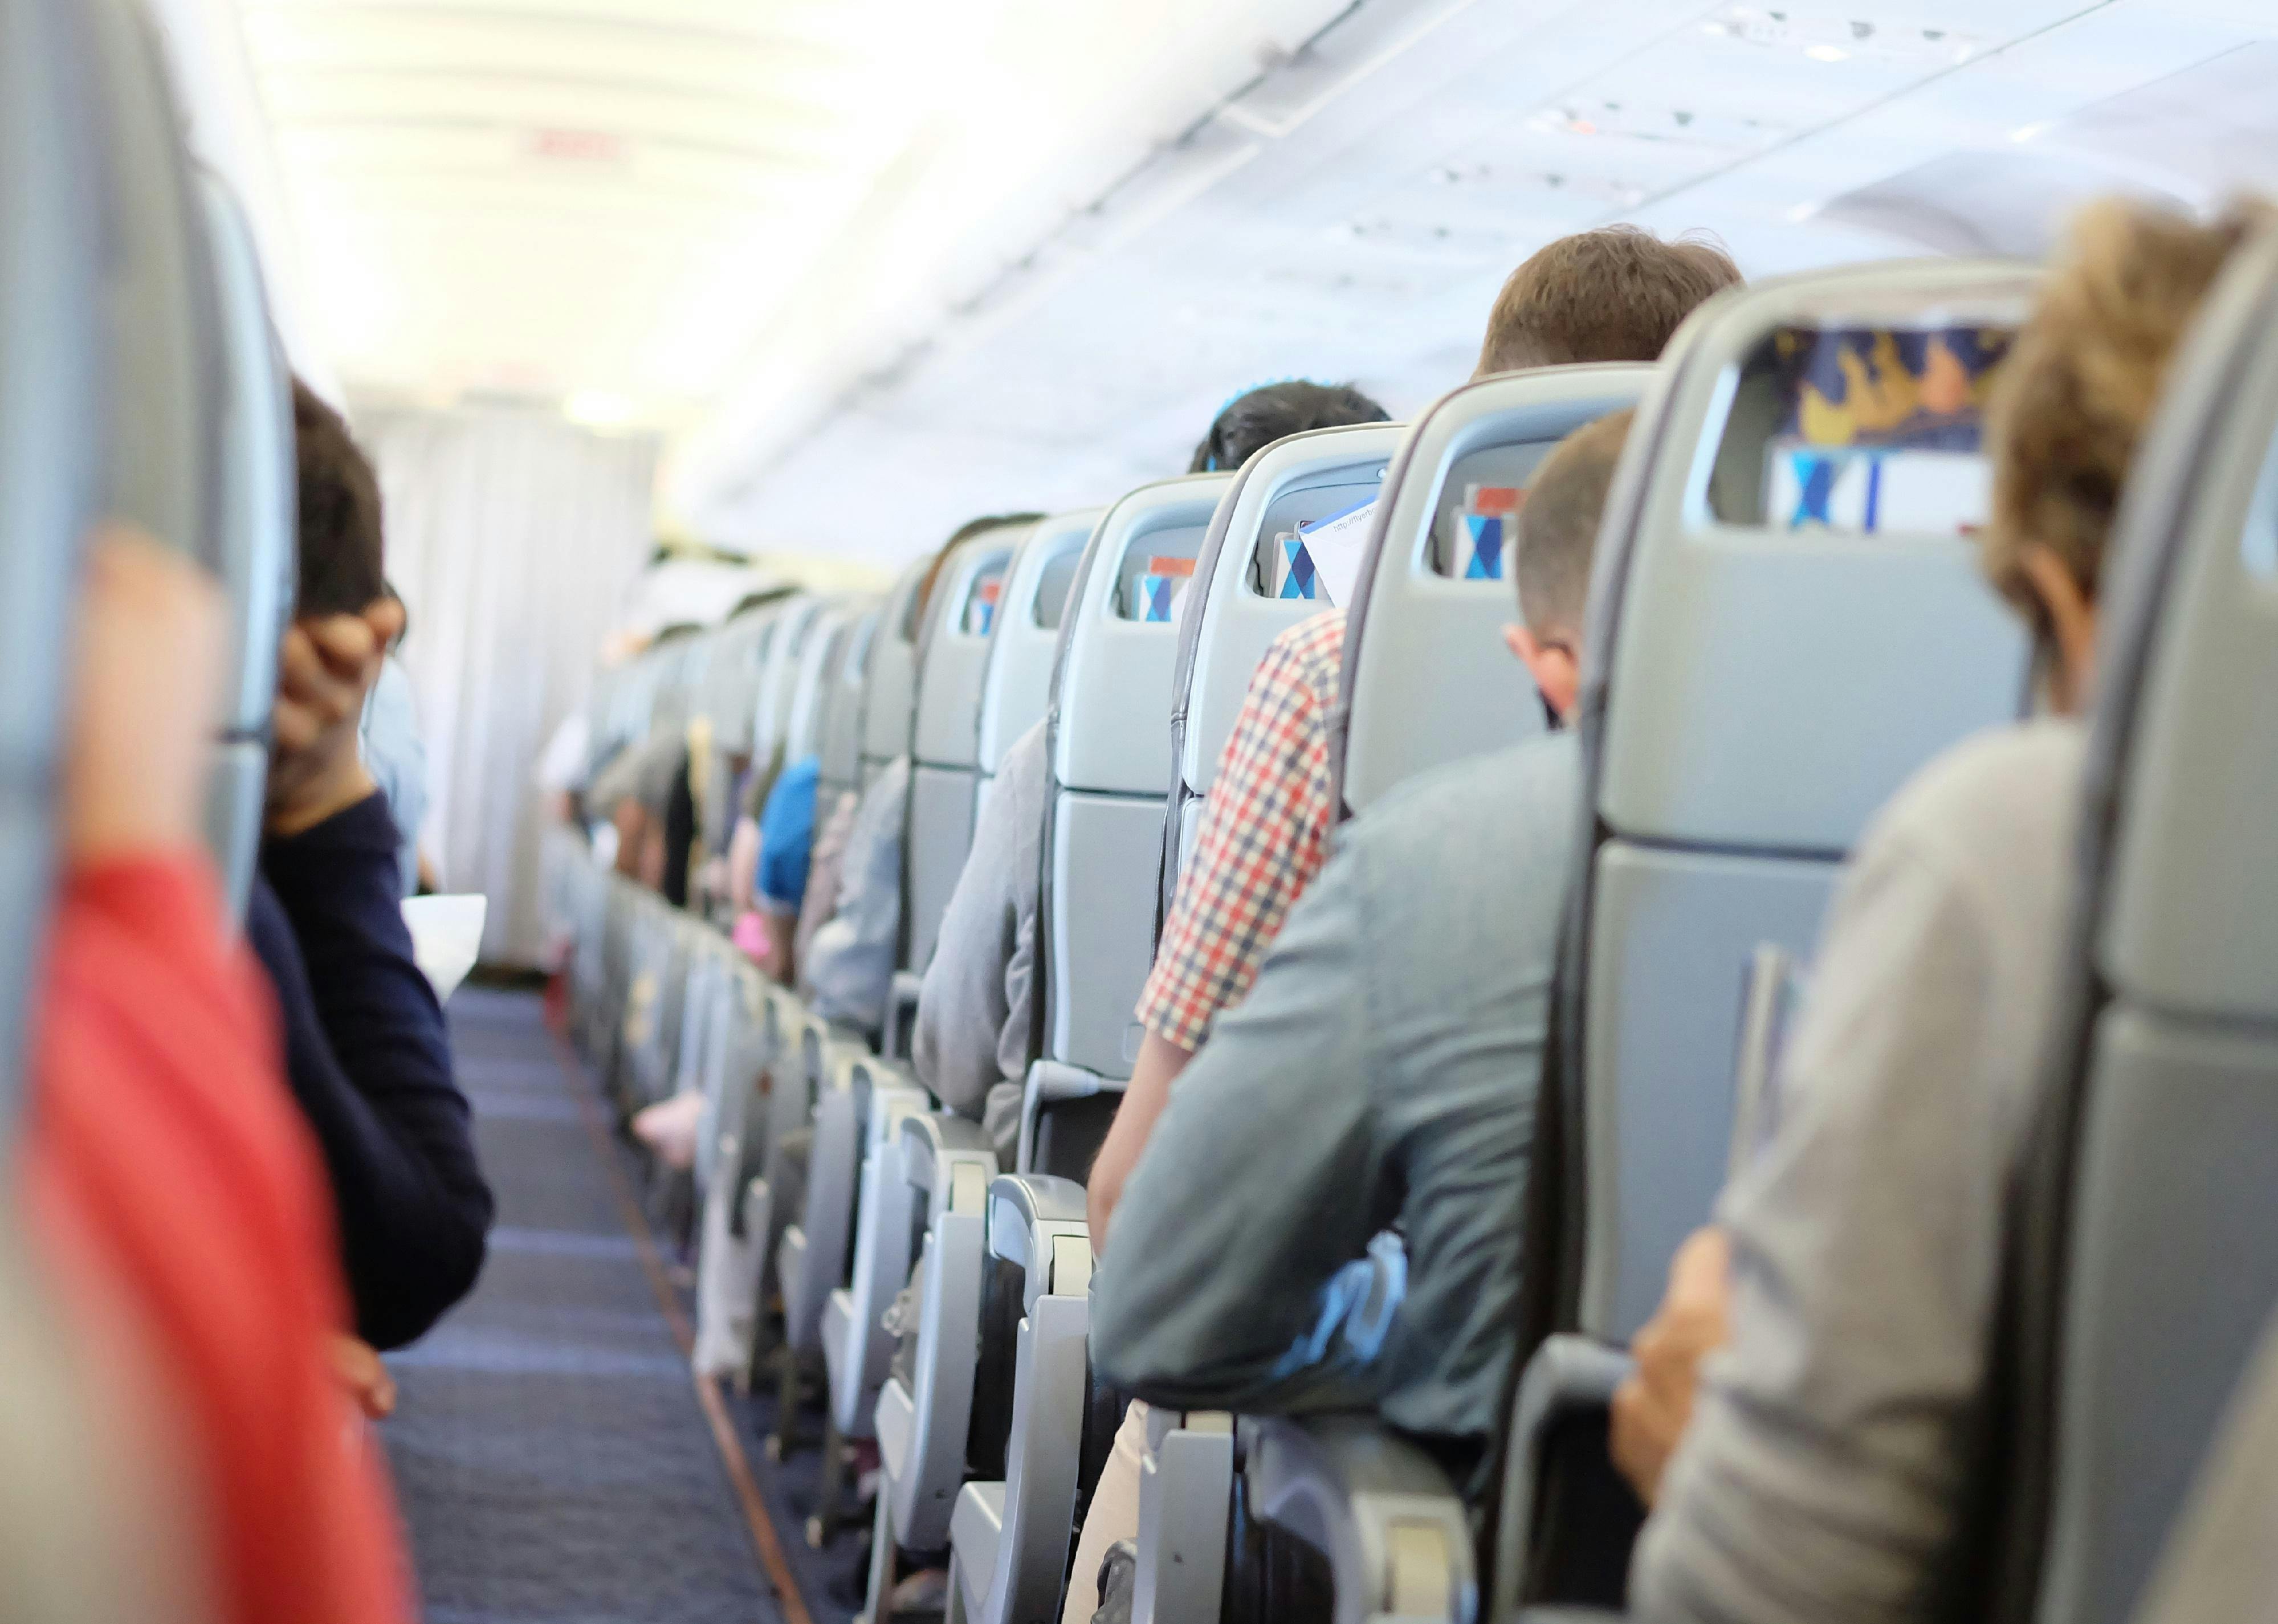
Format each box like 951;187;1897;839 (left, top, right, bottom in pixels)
1617;198;2270;1624
912;718;1048;1162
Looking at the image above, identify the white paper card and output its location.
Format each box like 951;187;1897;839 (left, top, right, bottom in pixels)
402;893;488;1002
1301;499;1377;608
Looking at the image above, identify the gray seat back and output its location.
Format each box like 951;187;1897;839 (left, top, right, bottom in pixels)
0;0;105;1122
1334;366;1654;821
906;530;1024;971
1562;261;2037;1343
1040;474;1231;1077
977;509;1097;782
786;602;856;763
752;595;823;765
695;605;768;748
1160;424;1403;920
821;606;881;808
195;172;294;922
1994;225;2278;1624
858;555;935;788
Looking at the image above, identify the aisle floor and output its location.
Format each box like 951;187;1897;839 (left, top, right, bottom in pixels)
382;987;803;1624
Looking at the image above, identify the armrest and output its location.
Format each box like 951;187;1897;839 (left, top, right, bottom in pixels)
986;1173;1092;1310
1017;1059;1126;1173
883;968;923;1060
1490;1335;1637;1621
898;1111;1000;1221
1245;1414;1478;1624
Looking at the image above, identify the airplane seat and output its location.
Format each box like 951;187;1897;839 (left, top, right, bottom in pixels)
819;606;882;811
1032;472;1232;1152
1975;225;2278;1624
1493;260;2039;1619
902;527;1024;1001
974;509;1099;822
947;1174;1093;1624
1159;423;1405;924
863;1111;1001;1611
858;553;935;792
753;594;825;772
1331;365;1657;820
0;2;299;1611
194;172;294;922
816;1054;931;1455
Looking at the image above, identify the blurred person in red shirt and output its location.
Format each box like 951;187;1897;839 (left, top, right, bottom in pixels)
20;525;414;1624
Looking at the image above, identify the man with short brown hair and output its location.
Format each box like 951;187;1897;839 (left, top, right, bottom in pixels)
1476;225;1741;378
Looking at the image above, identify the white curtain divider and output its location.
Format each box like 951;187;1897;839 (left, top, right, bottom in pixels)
371;408;658;967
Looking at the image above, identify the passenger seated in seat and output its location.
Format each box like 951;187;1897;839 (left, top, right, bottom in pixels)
1090;409;1635;1484
1614;198;2271;1624
1086;228;1742;1250
244;383;494;1351
29;525;416;1624
907;383;1393;1162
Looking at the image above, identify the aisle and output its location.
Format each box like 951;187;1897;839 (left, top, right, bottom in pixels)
382;987;796;1624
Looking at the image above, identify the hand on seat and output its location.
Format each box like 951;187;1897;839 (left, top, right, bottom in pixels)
268;598;402;836
1611;1226;1731;1507
63;525;227;864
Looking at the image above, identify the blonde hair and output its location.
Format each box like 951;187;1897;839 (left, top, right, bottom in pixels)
1982;198;2272;617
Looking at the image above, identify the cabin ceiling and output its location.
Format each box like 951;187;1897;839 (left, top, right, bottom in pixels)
236;0;2278;566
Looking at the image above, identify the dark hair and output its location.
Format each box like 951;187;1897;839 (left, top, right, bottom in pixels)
1476;227;1741;378
292;378;388;616
1188;381;1391;474
1514;409;1635;636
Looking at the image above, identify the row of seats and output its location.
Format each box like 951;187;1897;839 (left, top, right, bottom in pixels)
552;236;2277;1624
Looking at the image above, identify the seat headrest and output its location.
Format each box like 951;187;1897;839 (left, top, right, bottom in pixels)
859;554;937;765
194;170;294;920
912;532;1021;770
84;0;221;577
1337;365;1654;817
1050;473;1233;798
2081;226;2278;1024
1172;422;1407;803
1586;260;2040;852
0;0;112;1119
977;509;1098;776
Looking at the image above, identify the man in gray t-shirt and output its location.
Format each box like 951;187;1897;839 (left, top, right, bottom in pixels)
1627;718;2085;1624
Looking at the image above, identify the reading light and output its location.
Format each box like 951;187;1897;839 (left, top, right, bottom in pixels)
1804;43;1849;62
2009;120;2055;143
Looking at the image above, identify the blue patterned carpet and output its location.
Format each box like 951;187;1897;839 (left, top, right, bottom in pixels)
382;987;798;1624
